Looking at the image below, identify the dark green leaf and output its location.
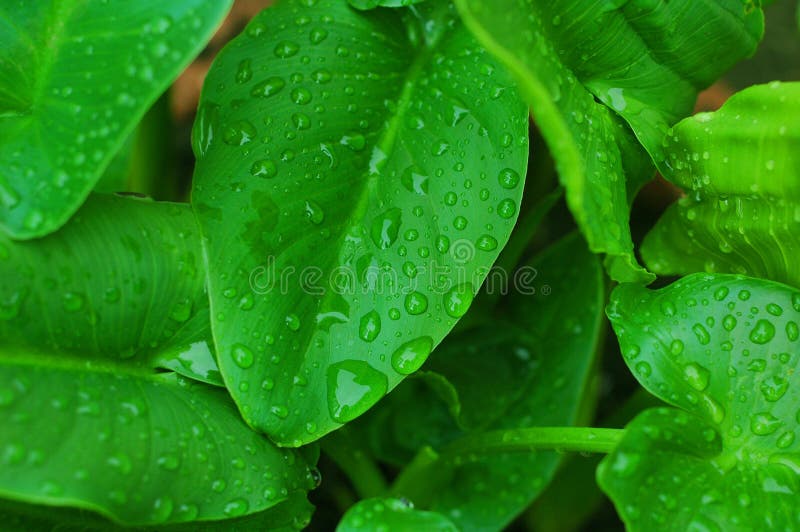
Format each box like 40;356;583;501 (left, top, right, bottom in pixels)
601;273;800;530
192;0;529;445
642;82;800;288
0;0;232;239
336;498;457;531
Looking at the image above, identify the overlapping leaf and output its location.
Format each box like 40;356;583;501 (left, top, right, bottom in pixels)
454;0;764;282
601;274;800;530
191;0;529;445
642;82;800;288
354;233;604;530
0;195;314;526
0;0;232;239
337;498;457;531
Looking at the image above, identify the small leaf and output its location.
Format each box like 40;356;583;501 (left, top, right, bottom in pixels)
0;0;232;239
337;498;457;531
192;0;529;445
642;82;800;288
602;273;800;530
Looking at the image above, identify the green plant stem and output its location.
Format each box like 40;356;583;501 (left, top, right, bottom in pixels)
320;428;388;499
443;427;625;456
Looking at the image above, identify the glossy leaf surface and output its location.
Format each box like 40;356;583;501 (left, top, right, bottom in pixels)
192;0;528;445
0;196;313;525
0;369;314;526
336;498;457;531
0;491;314;531
0;195;216;382
642;82;800;288
0;0;232;239
601;274;800;530
355;233;604;530
348;0;427;9
455;0;764;282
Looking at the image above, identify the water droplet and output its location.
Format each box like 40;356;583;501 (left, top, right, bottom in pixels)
391;337;434;375
444;283;474;318
304;200;324;225
62;292;86;312
286;313;301;331
404;291;428;315
476;234;498;251
231;343;255;369
309;28;328;44
274;41;299;58
370;208;401;249
327;361;388;423
683;363;710;391
250;159;277;178
692;323;710;345
235;59;252;83
291;87;312;105
359;310;381;342
223;120;256;146
497;198;516;219
251;77;286;98
760;376;789;402
751;412;781;435
498;168;520;189
749;319;775;344
223;498;250;517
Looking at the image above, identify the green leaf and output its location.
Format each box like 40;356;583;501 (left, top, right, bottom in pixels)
642;82;800;288
601;273;800;530
353;233;604;530
0;491;314;531
454;0;764;282
336;498;457;531
0;0;232;239
0;195;214;380
348;0;427;9
0;195;314;526
192;0;529;445
0;369;315;526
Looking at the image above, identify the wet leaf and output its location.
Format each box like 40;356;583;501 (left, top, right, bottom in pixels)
336;498;457;531
455;0;764;282
601;273;800;530
0;195;314;525
348;0;428;9
192;0;528;445
0;0;232;239
642;82;800;288
354;233;604;530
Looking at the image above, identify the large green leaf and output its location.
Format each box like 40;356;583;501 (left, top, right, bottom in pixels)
642;82;800;288
353;233;604;530
454;0;764;282
336;498;457;531
0;0;232;239
0;491;314;531
0;194;218;384
601;273;800;530
0;195;314;526
191;0;529;445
